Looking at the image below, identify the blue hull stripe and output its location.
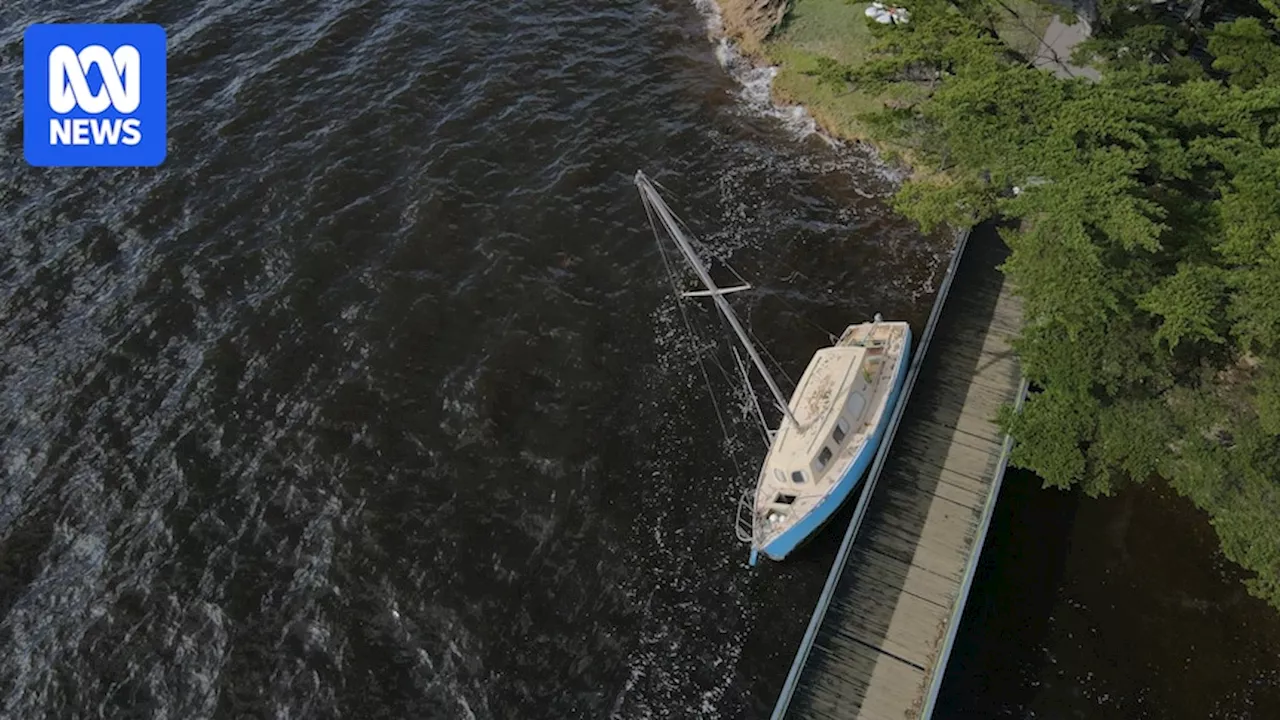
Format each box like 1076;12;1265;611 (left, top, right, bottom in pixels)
759;329;913;562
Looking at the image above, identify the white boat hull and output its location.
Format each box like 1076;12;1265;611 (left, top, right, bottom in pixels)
750;322;912;563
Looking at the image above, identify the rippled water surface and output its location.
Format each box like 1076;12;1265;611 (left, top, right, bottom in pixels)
4;1;1279;719
1;1;942;717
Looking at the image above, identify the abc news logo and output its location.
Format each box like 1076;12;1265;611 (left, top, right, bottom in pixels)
24;24;167;167
47;44;144;146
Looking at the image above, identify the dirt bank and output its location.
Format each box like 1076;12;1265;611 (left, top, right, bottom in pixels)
714;0;790;55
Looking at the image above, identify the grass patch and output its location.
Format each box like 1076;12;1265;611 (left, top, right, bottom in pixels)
772;0;878;66
762;0;947;179
759;0;1060;178
764;0;887;140
768;44;884;140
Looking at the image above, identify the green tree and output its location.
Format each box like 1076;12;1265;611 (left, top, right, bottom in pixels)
846;0;1280;607
1209;18;1280;88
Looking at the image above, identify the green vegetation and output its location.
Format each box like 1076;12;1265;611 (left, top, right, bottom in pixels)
766;0;1280;607
766;0;892;140
989;0;1057;58
763;0;1061;159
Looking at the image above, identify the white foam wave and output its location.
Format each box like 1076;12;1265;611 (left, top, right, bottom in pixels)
687;0;818;140
715;40;820;140
687;0;921;184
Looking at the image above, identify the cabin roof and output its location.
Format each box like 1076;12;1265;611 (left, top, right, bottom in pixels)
767;345;867;470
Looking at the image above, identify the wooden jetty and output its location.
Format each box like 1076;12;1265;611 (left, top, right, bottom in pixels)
771;224;1027;719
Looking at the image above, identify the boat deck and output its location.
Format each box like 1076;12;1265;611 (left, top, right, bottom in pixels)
773;225;1026;719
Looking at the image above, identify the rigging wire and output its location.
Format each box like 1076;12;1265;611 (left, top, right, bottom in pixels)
658;180;842;346
642;194;746;479
655;190;798;421
732;345;773;450
747;324;796;388
767;284;842;346
663;196;754;291
640;176;861;469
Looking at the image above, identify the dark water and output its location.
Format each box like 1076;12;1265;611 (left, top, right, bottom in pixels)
938;471;1280;719
1;1;1277;719
1;1;941;717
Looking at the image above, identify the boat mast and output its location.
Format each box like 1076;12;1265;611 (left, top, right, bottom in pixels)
635;171;799;428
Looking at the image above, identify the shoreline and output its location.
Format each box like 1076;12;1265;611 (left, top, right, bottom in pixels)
699;0;910;173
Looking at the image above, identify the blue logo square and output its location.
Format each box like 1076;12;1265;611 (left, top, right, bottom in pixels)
24;24;167;167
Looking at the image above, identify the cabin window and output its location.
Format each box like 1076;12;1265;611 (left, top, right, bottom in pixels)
816;446;833;468
833;418;849;444
791;471;806;484
774;493;797;505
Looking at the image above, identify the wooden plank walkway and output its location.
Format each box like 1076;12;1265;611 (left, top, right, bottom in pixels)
774;225;1025;719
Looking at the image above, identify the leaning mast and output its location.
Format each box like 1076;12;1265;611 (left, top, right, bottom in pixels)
635;170;799;429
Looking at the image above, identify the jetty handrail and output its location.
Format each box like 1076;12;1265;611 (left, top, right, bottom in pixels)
769;226;973;720
918;374;1030;718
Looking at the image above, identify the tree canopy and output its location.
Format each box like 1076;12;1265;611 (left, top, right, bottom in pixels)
823;0;1280;607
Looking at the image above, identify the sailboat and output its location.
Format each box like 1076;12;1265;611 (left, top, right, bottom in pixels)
635;171;911;565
